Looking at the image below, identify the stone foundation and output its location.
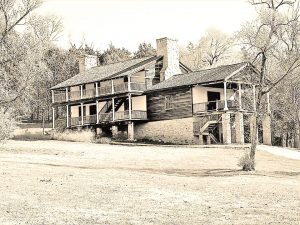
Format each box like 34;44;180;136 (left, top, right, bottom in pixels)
134;117;196;144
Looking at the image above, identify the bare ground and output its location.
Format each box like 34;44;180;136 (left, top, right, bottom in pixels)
0;140;299;225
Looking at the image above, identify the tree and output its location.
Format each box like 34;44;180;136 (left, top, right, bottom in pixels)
133;42;156;58
99;43;132;65
180;29;234;70
238;0;300;170
0;0;62;138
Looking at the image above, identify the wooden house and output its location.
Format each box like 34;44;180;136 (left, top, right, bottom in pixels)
51;38;272;145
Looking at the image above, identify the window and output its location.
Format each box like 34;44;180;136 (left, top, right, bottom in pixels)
165;96;174;110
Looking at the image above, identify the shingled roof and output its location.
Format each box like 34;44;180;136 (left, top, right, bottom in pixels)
146;62;250;92
51;56;161;89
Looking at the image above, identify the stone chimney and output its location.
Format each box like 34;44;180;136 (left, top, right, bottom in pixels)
77;54;98;73
156;37;181;81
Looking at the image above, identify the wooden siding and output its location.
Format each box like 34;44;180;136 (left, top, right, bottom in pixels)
147;87;193;121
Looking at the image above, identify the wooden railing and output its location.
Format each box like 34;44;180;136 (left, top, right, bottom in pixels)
113;83;128;93
82;89;95;99
98;86;112;96
131;110;147;119
193;100;239;114
69;91;81;101
53;93;66;103
70;117;82;126
193;114;222;135
130;82;146;91
83;115;97;124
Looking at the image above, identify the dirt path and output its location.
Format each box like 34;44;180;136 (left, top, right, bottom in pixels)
258;145;300;160
0;140;299;225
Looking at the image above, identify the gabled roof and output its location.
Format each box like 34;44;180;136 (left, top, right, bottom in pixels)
146;62;252;92
51;56;161;90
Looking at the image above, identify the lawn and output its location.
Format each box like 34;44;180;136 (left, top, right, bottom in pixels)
0;140;299;225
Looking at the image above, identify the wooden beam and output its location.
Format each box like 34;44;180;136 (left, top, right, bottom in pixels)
224;82;228;110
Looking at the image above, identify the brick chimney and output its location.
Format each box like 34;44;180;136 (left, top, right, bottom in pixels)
156;37;181;81
77;54;98;73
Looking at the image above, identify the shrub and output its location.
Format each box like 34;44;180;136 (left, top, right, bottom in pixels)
0;109;17;141
238;153;255;171
51;129;95;143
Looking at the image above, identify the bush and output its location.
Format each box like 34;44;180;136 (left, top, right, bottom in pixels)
51;129;95;143
238;153;255;171
0;109;17;141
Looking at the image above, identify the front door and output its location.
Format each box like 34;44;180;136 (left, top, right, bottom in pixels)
207;91;221;110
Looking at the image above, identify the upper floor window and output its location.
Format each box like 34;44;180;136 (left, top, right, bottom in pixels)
165;96;174;110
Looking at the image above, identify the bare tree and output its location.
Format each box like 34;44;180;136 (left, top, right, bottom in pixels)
180;29;234;70
238;0;300;170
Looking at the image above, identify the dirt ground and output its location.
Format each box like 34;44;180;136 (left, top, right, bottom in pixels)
0;140;299;225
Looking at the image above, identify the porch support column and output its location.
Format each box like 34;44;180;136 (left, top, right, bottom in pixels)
96;100;99;124
112;98;115;121
129;94;132;120
128;76;131;91
222;112;231;144
252;85;256;111
249;114;258;145
263;92;272;145
52;107;55;129
238;83;242;110
80;85;83;99
66;104;69;128
81;103;84;125
128;122;134;141
51;90;54;103
95;82;98;97
112;125;118;138
235;112;244;144
65;87;69;102
207;134;211;145
224;81;228;110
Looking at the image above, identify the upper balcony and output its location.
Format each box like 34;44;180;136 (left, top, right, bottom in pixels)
52;80;146;104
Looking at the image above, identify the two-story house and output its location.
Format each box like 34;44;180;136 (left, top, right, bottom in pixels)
50;37;272;145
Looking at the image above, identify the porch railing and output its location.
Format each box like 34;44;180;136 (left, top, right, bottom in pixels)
54;93;66;103
98;86;112;96
99;110;147;122
82;89;96;99
193;100;239;114
69;91;81;101
130;82;146;91
70;117;82;126
113;83;128;93
83;115;97;124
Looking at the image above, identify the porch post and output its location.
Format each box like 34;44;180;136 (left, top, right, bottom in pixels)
81;103;84;125
224;81;228;110
112;98;115;121
95;82;98;97
129;94;132;120
65;87;69;102
51;90;54;103
128;76;131;91
80;85;83;99
96;100;99;124
52;107;55;129
111;80;114;94
252;85;256;111
238;83;242;110
66;104;69;128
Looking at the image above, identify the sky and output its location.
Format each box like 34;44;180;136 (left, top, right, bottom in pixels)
39;0;257;52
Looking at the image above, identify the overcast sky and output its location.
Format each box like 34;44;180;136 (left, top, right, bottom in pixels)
39;0;257;52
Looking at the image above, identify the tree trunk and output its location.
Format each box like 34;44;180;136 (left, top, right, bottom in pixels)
295;124;300;148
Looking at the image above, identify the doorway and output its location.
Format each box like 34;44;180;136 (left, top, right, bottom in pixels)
207;91;221;110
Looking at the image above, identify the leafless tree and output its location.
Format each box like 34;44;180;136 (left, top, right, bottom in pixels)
238;0;300;170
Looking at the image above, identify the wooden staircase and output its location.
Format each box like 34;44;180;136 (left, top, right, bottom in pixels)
193;113;222;144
